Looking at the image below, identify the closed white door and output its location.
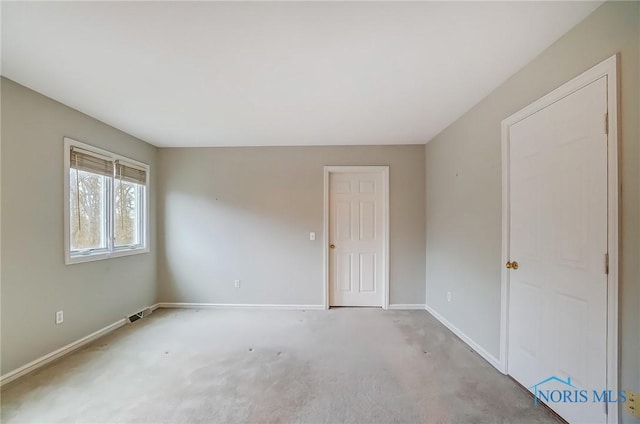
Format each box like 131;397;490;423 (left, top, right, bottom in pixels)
329;171;384;307
507;77;608;423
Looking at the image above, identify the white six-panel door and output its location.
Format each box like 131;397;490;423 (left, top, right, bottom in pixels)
329;171;385;307
507;76;608;423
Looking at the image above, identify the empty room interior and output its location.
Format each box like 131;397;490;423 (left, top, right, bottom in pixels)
1;1;639;423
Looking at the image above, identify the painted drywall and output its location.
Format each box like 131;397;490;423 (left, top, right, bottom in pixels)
425;1;639;421
0;78;158;375
158;146;426;306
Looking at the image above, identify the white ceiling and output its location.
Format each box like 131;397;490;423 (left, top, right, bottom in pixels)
2;1;601;148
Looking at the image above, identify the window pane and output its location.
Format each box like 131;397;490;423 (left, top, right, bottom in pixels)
114;180;142;247
70;169;109;251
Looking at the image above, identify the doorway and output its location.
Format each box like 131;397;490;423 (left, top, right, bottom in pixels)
323;166;389;309
500;56;619;424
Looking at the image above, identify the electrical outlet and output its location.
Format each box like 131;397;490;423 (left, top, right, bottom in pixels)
309;232;316;241
625;389;639;418
446;292;452;302
55;310;64;325
234;280;241;288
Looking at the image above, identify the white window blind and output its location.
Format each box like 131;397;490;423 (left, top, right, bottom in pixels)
70;147;113;177
115;161;147;185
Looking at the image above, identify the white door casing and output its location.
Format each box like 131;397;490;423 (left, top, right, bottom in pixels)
323;166;389;309
500;55;619;424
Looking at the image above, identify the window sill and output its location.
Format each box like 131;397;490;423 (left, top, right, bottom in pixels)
65;247;149;265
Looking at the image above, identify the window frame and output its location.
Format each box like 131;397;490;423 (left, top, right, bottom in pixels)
113;164;146;251
64;137;150;265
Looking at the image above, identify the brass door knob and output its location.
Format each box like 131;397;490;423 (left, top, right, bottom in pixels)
330;244;336;249
506;261;519;270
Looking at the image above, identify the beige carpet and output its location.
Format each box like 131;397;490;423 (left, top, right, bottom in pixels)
1;308;558;423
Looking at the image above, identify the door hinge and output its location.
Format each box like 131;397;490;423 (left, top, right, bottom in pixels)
604;112;609;135
605;253;609;275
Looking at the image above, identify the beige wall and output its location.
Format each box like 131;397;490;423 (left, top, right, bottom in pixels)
0;78;158;375
157;146;426;306
425;1;639;421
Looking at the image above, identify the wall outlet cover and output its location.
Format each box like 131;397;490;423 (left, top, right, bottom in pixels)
625;389;639;418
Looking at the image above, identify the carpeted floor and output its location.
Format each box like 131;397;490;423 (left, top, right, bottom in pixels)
1;308;559;423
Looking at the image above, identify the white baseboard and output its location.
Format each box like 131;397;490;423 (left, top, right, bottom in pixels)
0;318;126;387
155;302;325;310
424;304;502;371
388;304;426;310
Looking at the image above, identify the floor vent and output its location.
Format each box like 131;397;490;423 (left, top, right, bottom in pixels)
127;307;152;324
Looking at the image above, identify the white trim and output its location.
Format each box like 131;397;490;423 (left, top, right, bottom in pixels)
0;318;126;387
63;137;150;265
323;166;390;310
499;112;510;375
500;54;619;424
425;304;501;370
155;303;325;310
388;304;426;310
66;247;150;265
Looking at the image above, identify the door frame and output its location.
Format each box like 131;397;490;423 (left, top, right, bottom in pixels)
499;55;619;423
323;166;390;310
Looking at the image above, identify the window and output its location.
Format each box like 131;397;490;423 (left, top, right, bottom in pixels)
64;138;149;264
